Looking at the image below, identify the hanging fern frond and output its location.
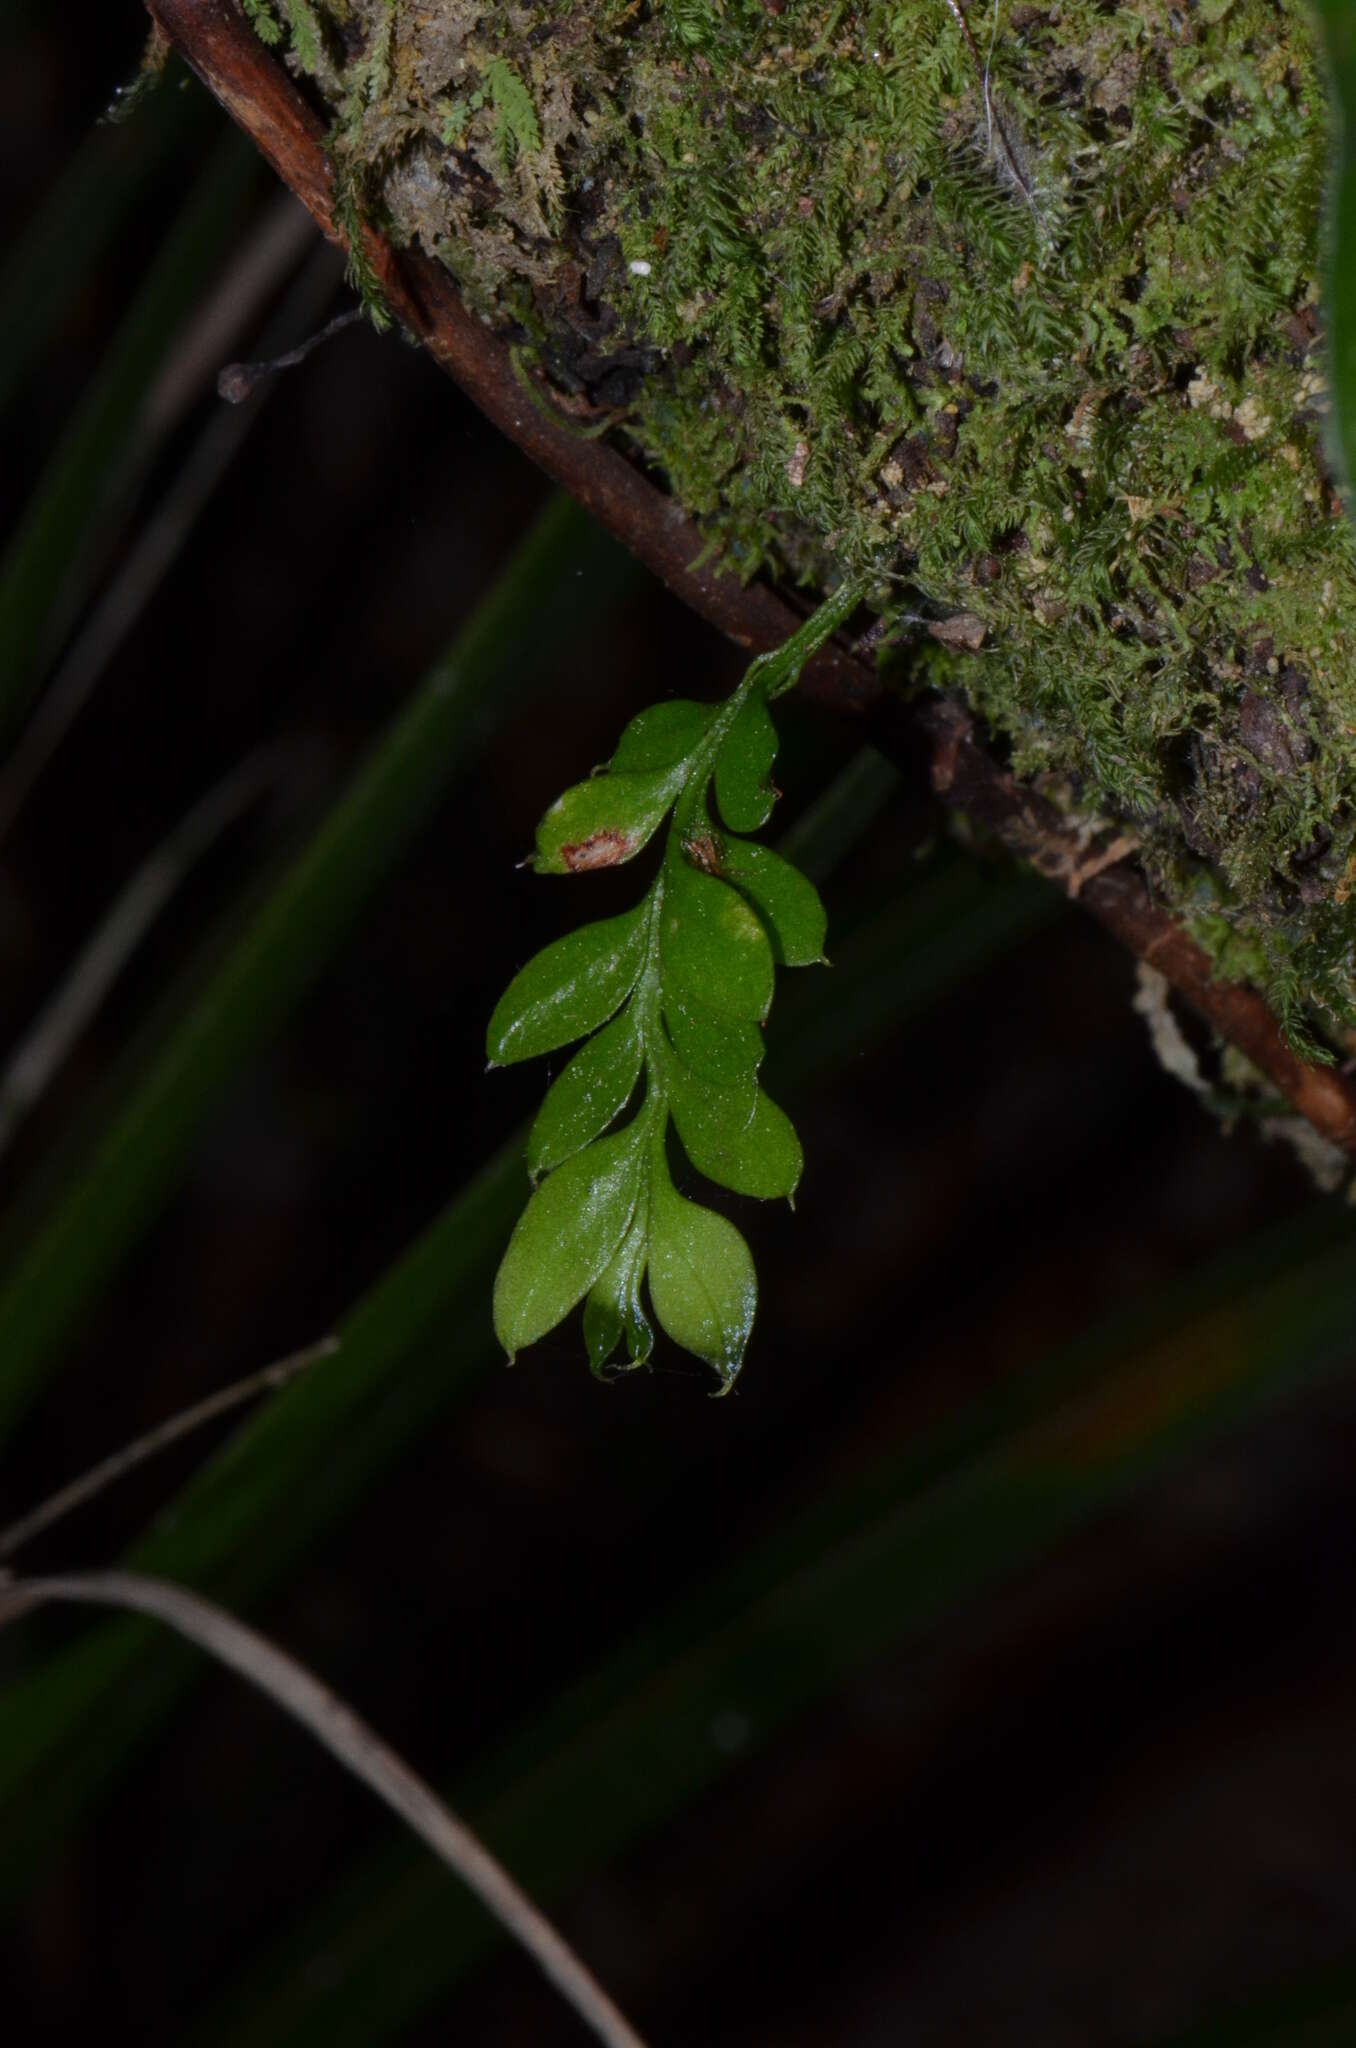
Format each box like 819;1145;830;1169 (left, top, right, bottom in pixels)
487;579;864;1389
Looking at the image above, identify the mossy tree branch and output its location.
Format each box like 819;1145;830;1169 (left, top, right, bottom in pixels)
142;0;1356;1162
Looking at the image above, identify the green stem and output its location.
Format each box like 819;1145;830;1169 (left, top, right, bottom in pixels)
634;873;670;1226
672;573;867;841
752;573;867;701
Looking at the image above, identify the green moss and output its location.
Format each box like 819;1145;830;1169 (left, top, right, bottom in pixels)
260;0;1356;1041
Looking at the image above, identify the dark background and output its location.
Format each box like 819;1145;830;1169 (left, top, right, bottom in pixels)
4;11;1356;2045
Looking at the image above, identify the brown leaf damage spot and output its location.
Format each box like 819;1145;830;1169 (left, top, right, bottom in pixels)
927;613;988;652
561;829;637;871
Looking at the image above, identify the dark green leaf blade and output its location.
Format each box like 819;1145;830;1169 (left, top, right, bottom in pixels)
493;1121;644;1358
665;1057;756;1146
720;837;828;967
609;699;713;773
714;690;778;831
486;905;647;1066
660;850;774;1023
670;1071;802;1201
582;1215;653;1375
648;1167;756;1386
663;987;765;1087
533;768;683;875
526;1009;643;1177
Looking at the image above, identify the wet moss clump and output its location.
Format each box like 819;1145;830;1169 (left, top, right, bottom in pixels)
256;0;1356;1045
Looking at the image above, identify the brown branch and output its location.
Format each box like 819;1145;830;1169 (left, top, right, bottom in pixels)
922;699;1356;1156
143;0;1356;1160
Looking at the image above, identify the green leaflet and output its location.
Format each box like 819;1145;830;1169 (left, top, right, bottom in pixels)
663;988;765;1087
714;836;828;967
526;1010;644;1177
669;1052;759;1144
660;848;776;1024
714;689;778;831
669;1071;802;1202
610;699;713;773
583;1215;654;1376
533;765;684;874
486;905;646;1066
493;1120;644;1359
486;577;865;1384
647;1164;757;1390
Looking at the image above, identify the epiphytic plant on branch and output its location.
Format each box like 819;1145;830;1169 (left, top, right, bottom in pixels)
135;0;1356;1368
489;580;863;1386
12;6;1356;2044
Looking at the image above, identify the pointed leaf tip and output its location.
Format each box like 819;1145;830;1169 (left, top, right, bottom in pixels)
493;1121;644;1356
720;838;828;968
583;1215;653;1376
670;1073;803;1201
648;1164;757;1384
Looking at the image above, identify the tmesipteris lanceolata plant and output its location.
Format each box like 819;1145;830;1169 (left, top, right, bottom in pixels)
487;579;864;1390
